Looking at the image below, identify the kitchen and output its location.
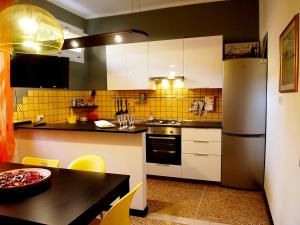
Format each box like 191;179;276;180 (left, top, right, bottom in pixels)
0;0;299;225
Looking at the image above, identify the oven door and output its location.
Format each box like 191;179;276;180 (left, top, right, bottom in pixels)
146;134;181;165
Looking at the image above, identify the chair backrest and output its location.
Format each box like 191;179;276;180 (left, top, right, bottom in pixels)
100;182;143;225
22;156;60;168
67;155;106;173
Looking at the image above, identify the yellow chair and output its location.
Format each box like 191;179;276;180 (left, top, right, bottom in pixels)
22;156;60;168
67;155;106;173
99;183;143;225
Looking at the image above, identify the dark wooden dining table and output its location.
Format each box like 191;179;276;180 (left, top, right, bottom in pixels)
0;163;130;225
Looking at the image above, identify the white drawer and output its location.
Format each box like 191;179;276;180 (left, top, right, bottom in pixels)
146;163;182;178
182;153;221;182
182;128;221;141
182;140;221;155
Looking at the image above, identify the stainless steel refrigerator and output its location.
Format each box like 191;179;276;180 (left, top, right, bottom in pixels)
222;58;267;190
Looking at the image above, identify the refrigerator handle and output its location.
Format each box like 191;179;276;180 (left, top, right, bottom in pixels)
222;132;265;138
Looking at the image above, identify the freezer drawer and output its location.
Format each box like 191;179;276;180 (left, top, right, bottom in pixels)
221;133;265;189
182;153;221;181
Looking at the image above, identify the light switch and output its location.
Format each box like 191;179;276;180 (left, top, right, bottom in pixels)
278;95;283;105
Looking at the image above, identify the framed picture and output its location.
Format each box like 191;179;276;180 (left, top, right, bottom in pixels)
261;33;268;59
279;13;299;93
224;42;259;59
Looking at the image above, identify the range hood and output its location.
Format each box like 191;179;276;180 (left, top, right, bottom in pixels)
149;76;184;80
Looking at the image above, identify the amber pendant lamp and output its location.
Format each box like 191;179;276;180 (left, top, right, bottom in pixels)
0;4;64;54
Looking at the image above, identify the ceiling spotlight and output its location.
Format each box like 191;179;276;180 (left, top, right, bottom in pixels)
114;34;122;43
71;40;79;48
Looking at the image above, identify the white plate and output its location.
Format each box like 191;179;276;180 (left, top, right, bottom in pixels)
94;120;116;128
0;168;51;190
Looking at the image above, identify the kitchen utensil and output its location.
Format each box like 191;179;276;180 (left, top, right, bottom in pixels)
115;99;118;116
116;99;121;115
125;99;128;114
120;99;124;114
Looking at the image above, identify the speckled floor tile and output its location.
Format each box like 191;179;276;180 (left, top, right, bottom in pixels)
91;178;271;225
147;178;204;218
196;185;271;225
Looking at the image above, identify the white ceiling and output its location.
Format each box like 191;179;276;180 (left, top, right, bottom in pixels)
47;0;224;19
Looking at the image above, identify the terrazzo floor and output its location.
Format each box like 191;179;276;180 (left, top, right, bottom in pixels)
90;177;272;225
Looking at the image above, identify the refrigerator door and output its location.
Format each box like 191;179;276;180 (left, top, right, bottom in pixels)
221;133;265;189
223;58;267;134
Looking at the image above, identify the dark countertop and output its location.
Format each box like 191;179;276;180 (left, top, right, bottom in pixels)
136;120;222;129
14;121;148;134
14;120;222;133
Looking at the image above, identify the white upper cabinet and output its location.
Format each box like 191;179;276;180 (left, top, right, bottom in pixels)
184;36;223;88
106;42;155;90
149;39;183;78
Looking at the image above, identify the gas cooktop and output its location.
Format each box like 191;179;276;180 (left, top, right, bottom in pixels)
146;119;183;126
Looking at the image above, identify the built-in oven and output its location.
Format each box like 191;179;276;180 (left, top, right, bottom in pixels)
146;127;181;165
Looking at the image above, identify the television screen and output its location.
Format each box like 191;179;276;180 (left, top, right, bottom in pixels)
10;53;69;89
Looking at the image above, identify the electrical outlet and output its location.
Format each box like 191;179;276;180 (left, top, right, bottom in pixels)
278;95;283;105
36;115;44;122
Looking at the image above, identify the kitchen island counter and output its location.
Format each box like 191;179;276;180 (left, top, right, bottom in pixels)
14;122;148;214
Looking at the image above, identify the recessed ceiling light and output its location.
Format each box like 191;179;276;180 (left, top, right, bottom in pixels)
175;79;183;88
168;71;176;79
114;34;122;43
161;79;169;89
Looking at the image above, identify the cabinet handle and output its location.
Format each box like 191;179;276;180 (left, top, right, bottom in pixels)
193;141;209;143
153;150;176;154
193;153;209;157
149;136;176;140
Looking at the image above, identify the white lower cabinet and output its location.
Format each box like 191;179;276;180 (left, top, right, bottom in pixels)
182;153;221;181
181;128;222;182
146;128;222;182
146;163;181;178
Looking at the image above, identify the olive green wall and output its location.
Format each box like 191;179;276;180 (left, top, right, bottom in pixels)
87;0;259;42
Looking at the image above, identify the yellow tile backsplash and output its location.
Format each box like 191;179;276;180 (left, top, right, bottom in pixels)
13;80;222;123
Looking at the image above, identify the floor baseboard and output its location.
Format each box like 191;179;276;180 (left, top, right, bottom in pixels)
130;206;149;217
263;191;274;225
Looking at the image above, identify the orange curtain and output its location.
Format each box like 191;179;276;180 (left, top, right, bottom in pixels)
0;0;15;162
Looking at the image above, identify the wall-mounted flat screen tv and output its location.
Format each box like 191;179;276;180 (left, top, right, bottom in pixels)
10;53;69;89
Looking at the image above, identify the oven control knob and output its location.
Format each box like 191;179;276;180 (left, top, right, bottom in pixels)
170;131;173;134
